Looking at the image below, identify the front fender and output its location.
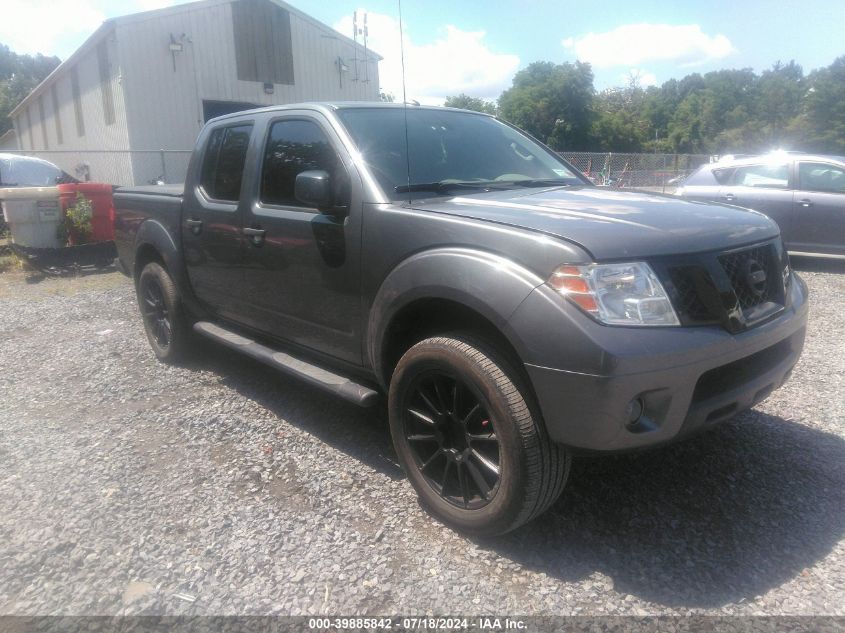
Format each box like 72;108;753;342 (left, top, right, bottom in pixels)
367;247;544;387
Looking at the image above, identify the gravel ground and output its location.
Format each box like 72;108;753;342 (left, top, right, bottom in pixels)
0;259;843;617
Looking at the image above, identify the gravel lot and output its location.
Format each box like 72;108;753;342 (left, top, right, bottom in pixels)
0;259;843;616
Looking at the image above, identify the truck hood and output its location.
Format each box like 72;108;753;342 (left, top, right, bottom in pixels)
415;186;779;260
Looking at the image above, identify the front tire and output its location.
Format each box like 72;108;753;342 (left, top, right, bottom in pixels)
388;335;570;536
137;262;191;362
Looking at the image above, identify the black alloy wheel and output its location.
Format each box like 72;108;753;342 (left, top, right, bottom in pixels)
389;335;571;535
136;261;191;362
140;275;172;349
403;371;501;509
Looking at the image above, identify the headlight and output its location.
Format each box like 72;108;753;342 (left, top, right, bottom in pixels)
548;262;680;326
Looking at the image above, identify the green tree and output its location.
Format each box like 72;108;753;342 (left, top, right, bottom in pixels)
754;61;804;147
589;78;650;151
498;61;595;150
790;56;845;153
0;43;61;136
443;93;497;115
667;92;708;153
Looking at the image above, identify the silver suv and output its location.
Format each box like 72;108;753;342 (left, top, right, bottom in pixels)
677;153;845;257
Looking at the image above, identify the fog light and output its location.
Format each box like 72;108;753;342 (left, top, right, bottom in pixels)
626;398;644;425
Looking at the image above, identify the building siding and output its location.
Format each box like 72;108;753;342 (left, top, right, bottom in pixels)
10;0;380;186
12;32;134;183
119;0;379;184
50;84;64;146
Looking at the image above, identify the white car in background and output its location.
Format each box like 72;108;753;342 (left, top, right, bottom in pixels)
0;153;77;188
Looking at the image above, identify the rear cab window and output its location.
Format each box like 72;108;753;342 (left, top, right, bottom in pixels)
200;123;253;202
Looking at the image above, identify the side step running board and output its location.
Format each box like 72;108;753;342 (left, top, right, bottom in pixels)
193;321;380;407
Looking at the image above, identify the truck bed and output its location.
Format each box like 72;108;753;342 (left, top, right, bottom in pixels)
113;184;185;277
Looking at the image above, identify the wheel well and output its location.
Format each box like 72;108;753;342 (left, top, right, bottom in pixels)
380;298;527;387
134;244;165;281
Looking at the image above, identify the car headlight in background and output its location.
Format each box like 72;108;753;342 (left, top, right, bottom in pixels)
780;238;791;289
548;262;680;326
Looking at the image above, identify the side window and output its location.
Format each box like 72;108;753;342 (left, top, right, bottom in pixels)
200;124;253;202
798;162;845;194
731;163;789;189
261;119;344;208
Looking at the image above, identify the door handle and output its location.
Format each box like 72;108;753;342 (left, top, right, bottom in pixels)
723;193;736;202
797;198;814;208
243;226;266;245
185;218;203;234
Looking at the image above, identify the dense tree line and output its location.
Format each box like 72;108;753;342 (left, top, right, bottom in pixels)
0;44;60;137
446;56;845;155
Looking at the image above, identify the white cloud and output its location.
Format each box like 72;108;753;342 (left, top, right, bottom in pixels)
562;23;735;68
334;11;519;105
0;0;105;56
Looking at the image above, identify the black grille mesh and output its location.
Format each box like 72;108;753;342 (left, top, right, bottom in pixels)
668;267;712;320
663;242;784;329
718;245;777;310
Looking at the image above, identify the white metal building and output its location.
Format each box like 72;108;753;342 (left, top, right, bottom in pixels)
9;0;381;185
0;129;18;151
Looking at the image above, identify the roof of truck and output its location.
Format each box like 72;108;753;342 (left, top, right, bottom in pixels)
206;102;494;124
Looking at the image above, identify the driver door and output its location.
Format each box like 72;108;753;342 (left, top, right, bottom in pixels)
237;113;364;365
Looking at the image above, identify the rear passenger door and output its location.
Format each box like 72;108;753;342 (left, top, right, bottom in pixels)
791;161;845;255
720;162;794;242
238;113;363;365
182;122;254;318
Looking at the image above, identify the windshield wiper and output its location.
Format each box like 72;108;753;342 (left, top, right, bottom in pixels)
394;180;511;194
507;178;573;188
394;178;575;194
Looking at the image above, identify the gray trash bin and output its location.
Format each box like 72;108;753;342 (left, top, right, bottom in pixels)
0;186;62;248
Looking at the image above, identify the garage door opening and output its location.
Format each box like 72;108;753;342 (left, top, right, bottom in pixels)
202;100;261;123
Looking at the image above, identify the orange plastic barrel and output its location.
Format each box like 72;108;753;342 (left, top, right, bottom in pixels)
58;183;115;242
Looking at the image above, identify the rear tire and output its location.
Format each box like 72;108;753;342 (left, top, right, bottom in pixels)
137;262;192;363
388;335;570;536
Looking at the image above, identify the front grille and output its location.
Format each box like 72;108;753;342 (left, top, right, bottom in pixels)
658;240;786;332
718;244;778;310
667;266;711;321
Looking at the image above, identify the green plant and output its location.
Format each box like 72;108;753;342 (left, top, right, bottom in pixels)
63;192;93;245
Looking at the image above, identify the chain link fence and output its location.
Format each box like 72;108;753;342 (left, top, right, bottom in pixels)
561;152;711;193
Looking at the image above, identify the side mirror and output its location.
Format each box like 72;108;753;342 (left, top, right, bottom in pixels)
295;170;334;212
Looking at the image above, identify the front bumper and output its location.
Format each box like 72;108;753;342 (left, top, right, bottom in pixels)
508;274;809;451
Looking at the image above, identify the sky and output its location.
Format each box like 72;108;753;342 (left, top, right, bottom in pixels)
3;0;844;105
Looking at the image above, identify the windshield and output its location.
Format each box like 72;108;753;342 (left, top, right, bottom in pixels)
337;108;587;198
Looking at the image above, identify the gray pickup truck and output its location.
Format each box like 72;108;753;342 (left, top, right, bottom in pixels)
115;103;808;535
